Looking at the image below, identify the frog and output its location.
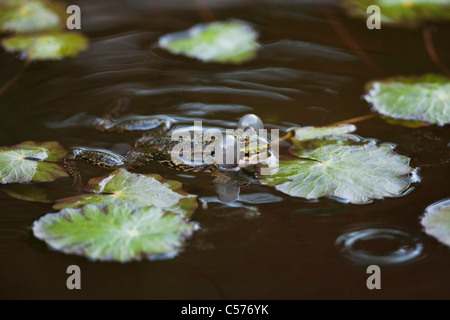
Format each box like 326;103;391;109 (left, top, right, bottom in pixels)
64;106;274;196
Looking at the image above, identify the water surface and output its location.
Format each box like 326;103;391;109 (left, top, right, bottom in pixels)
0;0;449;299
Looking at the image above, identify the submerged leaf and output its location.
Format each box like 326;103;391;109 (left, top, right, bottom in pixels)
365;74;450;126
261;141;415;204
54;169;198;217
421;198;450;247
380;116;430;128
32;204;198;262
0;141;68;184
341;0;450;28
2;32;88;60
292;124;357;141
159;21;259;64
2;184;51;203
0;0;61;33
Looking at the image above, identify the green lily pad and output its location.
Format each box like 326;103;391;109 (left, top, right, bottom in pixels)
0;0;62;33
54;169;198;217
341;0;450;28
2;32;88;60
32;204;198;262
291;124;357;142
261;140;415;204
289;125;362;157
15;141;67;161
158;20;260;64
0;141;68;184
365;74;450;126
421;199;450;247
2;184;51;203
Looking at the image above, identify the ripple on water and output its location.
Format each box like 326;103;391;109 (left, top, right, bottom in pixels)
336;228;425;265
176;102;253;116
263;39;359;63
128;85;294;100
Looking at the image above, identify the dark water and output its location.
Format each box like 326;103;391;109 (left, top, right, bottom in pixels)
1;0;450;299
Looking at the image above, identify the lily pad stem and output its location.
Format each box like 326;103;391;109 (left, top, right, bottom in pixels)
328;113;377;126
422;23;450;77
315;1;384;77
0;57;30;98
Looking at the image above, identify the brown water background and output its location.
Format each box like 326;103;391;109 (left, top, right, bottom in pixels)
0;0;449;299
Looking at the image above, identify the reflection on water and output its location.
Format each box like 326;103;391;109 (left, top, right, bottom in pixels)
200;192;284;218
215;176;241;203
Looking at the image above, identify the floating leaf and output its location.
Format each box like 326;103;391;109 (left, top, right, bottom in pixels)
32;204;198;262
289;126;362;157
2;32;88;60
261;140;415;204
365;74;450;126
158;20;259;64
380;116;429;128
15;141;67;161
421;198;450;247
0;141;68;184
292;124;356;141
0;0;62;33
341;0;450;28
2;184;51;203
54;169;198;217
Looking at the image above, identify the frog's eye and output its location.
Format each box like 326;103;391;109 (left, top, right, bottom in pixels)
239;137;246;143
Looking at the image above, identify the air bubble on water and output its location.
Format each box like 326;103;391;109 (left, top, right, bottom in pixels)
410;168;421;183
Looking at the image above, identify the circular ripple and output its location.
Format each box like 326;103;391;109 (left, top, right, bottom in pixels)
336;228;424;265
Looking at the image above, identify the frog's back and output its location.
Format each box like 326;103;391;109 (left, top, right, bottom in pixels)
134;130;215;172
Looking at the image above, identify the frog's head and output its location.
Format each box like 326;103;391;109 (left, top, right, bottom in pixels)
237;114;269;165
215;129;270;170
215;114;272;170
234;127;270;165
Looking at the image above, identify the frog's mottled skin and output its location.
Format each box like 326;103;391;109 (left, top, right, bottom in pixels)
64;114;269;190
134;130;216;172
